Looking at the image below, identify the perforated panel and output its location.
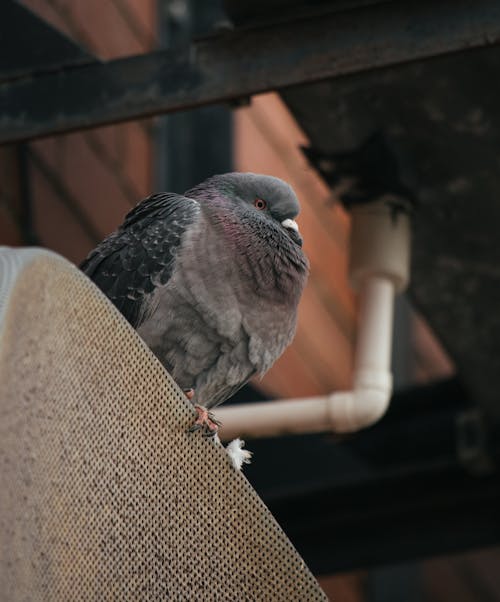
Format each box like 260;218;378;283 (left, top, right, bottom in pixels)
0;248;326;601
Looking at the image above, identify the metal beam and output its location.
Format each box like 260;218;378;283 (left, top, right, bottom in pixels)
2;0;500;142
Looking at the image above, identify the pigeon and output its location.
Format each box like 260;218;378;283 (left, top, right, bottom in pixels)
81;172;309;435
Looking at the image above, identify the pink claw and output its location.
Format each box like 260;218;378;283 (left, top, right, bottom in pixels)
188;405;221;437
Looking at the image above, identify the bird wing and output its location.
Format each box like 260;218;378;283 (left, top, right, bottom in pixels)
81;192;200;328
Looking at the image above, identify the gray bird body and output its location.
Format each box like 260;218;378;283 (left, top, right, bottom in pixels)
81;173;309;408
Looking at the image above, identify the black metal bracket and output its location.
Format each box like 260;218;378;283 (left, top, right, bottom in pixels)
456;408;496;476
302;132;417;211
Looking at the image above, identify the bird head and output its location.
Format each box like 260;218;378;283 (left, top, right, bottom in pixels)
186;172;304;248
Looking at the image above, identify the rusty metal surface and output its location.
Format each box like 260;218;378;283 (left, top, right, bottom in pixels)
3;0;500;142
283;43;500;421
223;0;390;28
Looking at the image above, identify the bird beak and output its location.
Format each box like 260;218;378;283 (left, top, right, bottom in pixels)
281;218;303;247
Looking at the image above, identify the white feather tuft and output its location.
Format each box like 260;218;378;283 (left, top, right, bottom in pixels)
226;438;252;470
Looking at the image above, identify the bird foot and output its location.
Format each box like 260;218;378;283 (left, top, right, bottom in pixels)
188;405;221;438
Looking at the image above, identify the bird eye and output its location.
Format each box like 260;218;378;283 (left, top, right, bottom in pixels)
254;198;267;210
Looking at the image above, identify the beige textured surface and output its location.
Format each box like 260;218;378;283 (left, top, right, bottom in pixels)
0;248;326;601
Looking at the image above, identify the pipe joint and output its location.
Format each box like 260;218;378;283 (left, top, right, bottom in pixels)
327;373;393;434
349;197;411;293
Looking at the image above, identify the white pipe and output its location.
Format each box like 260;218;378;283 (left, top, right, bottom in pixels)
216;393;384;441
325;275;394;433
217;397;340;440
216;198;411;441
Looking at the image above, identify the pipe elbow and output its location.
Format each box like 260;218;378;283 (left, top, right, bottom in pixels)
326;370;392;433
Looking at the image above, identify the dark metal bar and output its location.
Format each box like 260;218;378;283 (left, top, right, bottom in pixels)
2;0;500;143
158;0;233;192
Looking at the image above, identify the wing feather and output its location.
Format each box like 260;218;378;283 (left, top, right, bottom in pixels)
81;192;199;327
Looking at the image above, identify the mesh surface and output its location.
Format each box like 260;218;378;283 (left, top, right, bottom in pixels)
0;248;326;601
